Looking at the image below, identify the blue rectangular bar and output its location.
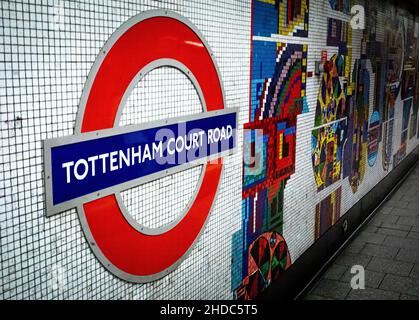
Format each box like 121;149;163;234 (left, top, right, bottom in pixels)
48;112;237;206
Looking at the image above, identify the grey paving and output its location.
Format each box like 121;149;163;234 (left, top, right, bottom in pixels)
346;288;400;300
303;294;333;300
322;264;348;281
355;232;386;245
340;269;385;289
366;257;413;276
380;274;419;296
305;163;419;300
407;231;419;240
396;248;419;263
344;239;366;254
380;222;411;231
376;227;409;238
309;279;351;300
391;208;419;218
334;252;372;267
382;236;419;250
369;214;399;227
385;199;409;209
360;244;399;260
397;217;419;228
409;264;419;279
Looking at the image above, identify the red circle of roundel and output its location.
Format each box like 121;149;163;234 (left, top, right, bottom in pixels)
77;12;224;281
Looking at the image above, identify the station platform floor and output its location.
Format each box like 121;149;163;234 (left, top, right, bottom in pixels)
305;162;419;300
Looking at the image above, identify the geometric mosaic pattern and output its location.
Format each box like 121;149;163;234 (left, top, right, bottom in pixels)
232;0;309;300
315;187;342;240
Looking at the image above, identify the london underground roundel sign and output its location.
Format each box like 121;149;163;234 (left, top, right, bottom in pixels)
43;10;237;282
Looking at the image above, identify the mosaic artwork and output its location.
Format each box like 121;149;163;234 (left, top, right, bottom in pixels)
278;0;309;37
231;0;419;301
310;8;349;245
309;0;416;274
314;54;347;127
412;69;419;139
232;0;310;300
327;18;350;47
312;119;347;192
394;98;413;167
342;94;354;178
382;90;396;171
411;107;419;140
234;40;308;299
403;16;417;74
364;2;385;157
382;12;406;170
362;1;385;171
367;45;385;118
401;69;416;101
311;4;352;240
405;18;419;140
315;187;342;240
346;60;370;193
416;25;419;139
368;111;380;167
312;52;349;191
253;0;309;38
234;232;292;300
311;5;352;193
384;16;405;91
364;1;378;43
391;11;412;169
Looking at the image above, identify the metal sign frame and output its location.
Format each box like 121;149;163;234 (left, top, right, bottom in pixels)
43;10;236;283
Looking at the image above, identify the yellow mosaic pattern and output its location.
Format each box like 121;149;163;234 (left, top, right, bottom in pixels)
278;0;309;36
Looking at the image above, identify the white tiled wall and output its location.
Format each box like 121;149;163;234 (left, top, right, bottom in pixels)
0;0;249;299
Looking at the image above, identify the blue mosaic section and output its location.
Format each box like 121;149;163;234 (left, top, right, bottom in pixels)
253;1;279;37
243;131;269;189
